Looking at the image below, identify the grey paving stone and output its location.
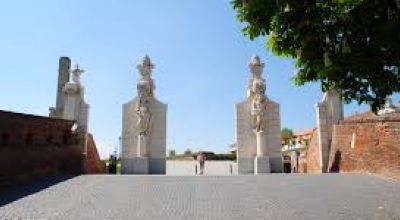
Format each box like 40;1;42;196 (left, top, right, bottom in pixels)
0;174;399;220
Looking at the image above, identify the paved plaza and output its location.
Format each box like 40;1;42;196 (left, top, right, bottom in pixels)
0;174;399;220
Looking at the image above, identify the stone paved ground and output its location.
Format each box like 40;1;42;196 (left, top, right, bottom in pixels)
0;174;399;220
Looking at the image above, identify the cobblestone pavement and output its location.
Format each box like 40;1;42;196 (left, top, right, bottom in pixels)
0;174;399;220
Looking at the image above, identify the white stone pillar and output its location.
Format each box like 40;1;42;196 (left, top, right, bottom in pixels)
256;131;265;156
254;131;270;174
137;135;147;156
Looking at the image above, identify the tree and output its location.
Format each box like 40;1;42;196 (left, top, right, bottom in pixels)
281;128;294;145
169;149;176;157
232;0;400;112
184;148;193;156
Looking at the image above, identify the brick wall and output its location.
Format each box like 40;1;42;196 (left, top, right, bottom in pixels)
0;110;83;186
299;129;321;173
86;133;106;174
328;119;400;179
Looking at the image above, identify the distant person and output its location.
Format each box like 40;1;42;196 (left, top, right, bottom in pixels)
197;153;206;175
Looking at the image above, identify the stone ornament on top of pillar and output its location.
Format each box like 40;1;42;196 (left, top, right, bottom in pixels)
236;55;282;174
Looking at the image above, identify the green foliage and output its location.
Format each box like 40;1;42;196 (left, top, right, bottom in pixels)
184;148;193;156
281;128;294;145
232;0;400;112
169;149;176;157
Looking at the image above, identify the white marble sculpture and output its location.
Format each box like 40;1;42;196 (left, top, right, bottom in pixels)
71;64;84;85
236;55;282;174
62;64;89;134
121;55;167;174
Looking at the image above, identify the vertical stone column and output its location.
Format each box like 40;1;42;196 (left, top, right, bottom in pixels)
55;57;71;117
315;90;343;172
256;131;265;156
254;131;270;174
132;134;149;174
137;135;147;156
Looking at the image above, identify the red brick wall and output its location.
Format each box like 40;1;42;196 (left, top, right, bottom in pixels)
0;110;83;186
85;133;105;174
302;129;322;173
329;120;400;179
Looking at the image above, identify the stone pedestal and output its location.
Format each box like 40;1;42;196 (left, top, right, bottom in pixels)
132;156;149;174
254;156;270;174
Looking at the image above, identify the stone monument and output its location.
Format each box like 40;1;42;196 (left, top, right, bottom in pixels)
62;65;89;134
121;55;167;174
49;58;90;173
236;55;282;174
50;58;89;135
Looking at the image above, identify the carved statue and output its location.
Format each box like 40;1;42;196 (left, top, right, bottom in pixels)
137;55;155;97
71;65;84;85
252;93;266;132
135;55;155;136
136;90;152;135
247;55;267;132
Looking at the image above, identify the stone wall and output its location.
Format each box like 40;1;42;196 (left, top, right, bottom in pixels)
328;115;400;179
0;110;83;186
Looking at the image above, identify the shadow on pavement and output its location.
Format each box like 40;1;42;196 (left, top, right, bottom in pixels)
0;175;77;207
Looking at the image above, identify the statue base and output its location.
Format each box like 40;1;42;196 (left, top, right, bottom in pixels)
132;156;149;174
254;156;270;174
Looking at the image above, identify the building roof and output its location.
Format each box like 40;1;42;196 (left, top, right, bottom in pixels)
293;128;316;137
343;103;400;124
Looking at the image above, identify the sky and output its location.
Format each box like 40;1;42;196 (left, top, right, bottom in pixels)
0;0;398;158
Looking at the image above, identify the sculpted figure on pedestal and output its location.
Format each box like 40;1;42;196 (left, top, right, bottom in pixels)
135;55;155;136
136;86;152;136
247;55;267;132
